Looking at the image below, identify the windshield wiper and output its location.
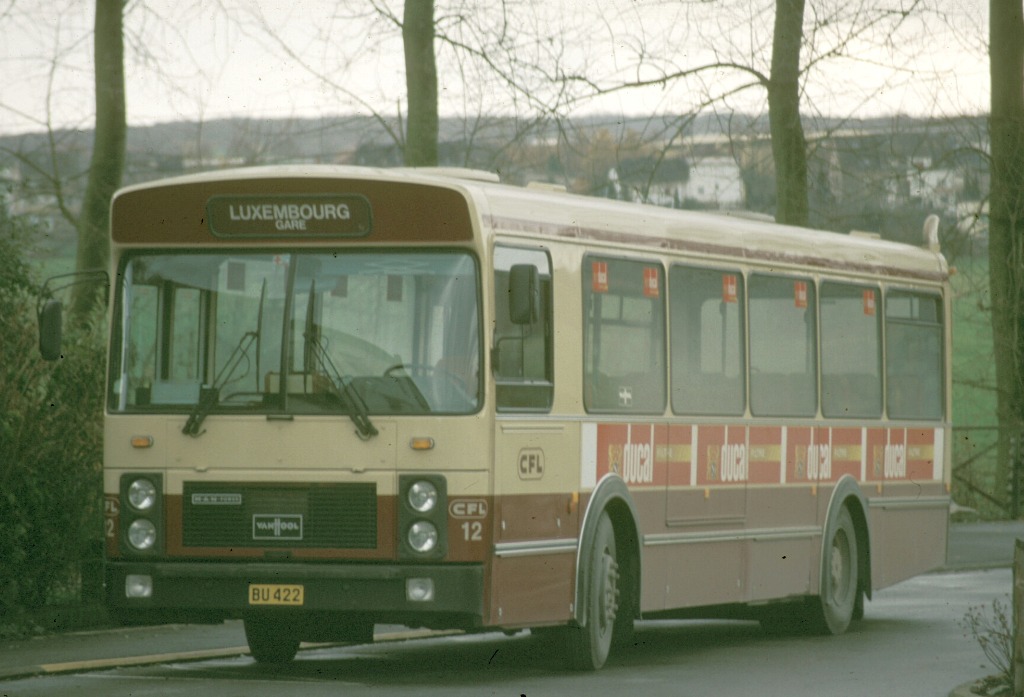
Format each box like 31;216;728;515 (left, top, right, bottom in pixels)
182;280;266;438
182;330;257;437
304;330;378;440
301;280;377;440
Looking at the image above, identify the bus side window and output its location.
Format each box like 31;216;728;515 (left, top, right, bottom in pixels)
885;291;944;420
493;246;553;411
820;282;882;418
670;266;746;416
749;274;817;417
583;256;666;414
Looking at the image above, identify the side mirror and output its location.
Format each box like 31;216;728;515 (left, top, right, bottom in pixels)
508;264;538;325
38;299;64;361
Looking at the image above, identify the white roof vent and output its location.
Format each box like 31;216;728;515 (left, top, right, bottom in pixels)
526;181;568;193
922;214;941;252
402;167;500;183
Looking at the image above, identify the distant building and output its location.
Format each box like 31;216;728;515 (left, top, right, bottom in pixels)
908;160;963;215
607;156;690;208
957;200;988;241
684;156;744;209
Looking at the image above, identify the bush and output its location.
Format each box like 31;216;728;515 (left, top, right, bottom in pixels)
959;597;1014;696
0;210;105;636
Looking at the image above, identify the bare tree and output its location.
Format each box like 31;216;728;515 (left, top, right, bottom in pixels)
403;0;438;166
230;1;588;174
0;2;127;322
561;0;930;226
987;0;1024;511
769;0;809;226
70;0;125;323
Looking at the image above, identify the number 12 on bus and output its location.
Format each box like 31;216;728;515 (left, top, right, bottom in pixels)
41;166;950;670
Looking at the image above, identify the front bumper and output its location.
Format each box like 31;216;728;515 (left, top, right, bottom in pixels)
106;560;484;628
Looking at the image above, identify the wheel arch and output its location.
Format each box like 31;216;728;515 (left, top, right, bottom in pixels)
573;474;642;627
822;474;872;602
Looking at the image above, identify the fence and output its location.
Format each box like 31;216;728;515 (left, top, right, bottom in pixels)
954;426;1020;520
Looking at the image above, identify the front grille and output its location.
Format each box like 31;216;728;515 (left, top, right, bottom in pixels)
183;482;377;549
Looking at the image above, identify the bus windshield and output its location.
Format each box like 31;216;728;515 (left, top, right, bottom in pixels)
110;250;481;418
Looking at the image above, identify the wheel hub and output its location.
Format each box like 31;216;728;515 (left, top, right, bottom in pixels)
830;531;851;601
598;552;620;631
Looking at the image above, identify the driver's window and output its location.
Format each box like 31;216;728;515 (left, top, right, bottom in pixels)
493;245;553;411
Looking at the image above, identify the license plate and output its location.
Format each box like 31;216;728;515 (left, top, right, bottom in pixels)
248;583;304;606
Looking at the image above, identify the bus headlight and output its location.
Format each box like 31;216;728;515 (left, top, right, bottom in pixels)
407;480;438;513
128;518;157;550
127;478;157;511
120;473;163;556
407;521;438;553
398;474;446;560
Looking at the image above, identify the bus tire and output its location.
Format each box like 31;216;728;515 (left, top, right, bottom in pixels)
566;511;619;671
814;505;859;635
244;615;300;665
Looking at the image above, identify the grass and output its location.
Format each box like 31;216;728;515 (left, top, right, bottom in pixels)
951;255;997;427
949;255;1002;517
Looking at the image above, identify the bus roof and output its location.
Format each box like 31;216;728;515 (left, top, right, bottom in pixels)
466;173;948;284
114;164;948;283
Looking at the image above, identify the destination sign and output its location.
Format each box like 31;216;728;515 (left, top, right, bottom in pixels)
207;194;372;238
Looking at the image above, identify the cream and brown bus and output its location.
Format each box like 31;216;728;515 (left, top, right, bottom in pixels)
50;165;950;670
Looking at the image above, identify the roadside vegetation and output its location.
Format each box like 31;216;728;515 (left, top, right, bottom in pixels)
951;255;1005;519
959;597;1014;696
0;210;105;639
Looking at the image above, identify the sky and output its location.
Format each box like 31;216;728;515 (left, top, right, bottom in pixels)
0;0;991;137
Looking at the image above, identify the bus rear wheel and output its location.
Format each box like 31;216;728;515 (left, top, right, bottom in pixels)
566;511;619;671
244;615;300;665
759;505;861;636
814;506;859;635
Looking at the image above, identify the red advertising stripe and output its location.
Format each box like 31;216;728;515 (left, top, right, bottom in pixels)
865;427;936;482
696;425;747;486
595;422;664;488
906;428;937;481
828;427;863;481
666;425;694;487
787;427;813;483
747;426;782;485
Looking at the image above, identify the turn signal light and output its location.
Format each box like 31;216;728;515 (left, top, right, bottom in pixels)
409;437;435;451
130;435;154;449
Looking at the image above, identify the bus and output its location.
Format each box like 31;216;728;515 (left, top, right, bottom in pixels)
42;165;950;670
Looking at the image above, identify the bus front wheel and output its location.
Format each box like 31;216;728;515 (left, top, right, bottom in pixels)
566;511;619;671
244;615;300;665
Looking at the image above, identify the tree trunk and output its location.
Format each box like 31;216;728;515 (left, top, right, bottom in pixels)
70;0;126;324
768;0;809;227
403;0;438;167
1014;540;1024;693
988;0;1024;516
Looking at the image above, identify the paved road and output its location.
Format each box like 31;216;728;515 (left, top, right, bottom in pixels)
0;522;1020;696
0;569;1010;697
946;521;1024;568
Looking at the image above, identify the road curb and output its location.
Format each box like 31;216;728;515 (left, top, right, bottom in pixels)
949;679;981;697
0;627;461;682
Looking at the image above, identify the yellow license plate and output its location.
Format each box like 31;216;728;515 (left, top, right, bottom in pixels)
248;583;304;606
